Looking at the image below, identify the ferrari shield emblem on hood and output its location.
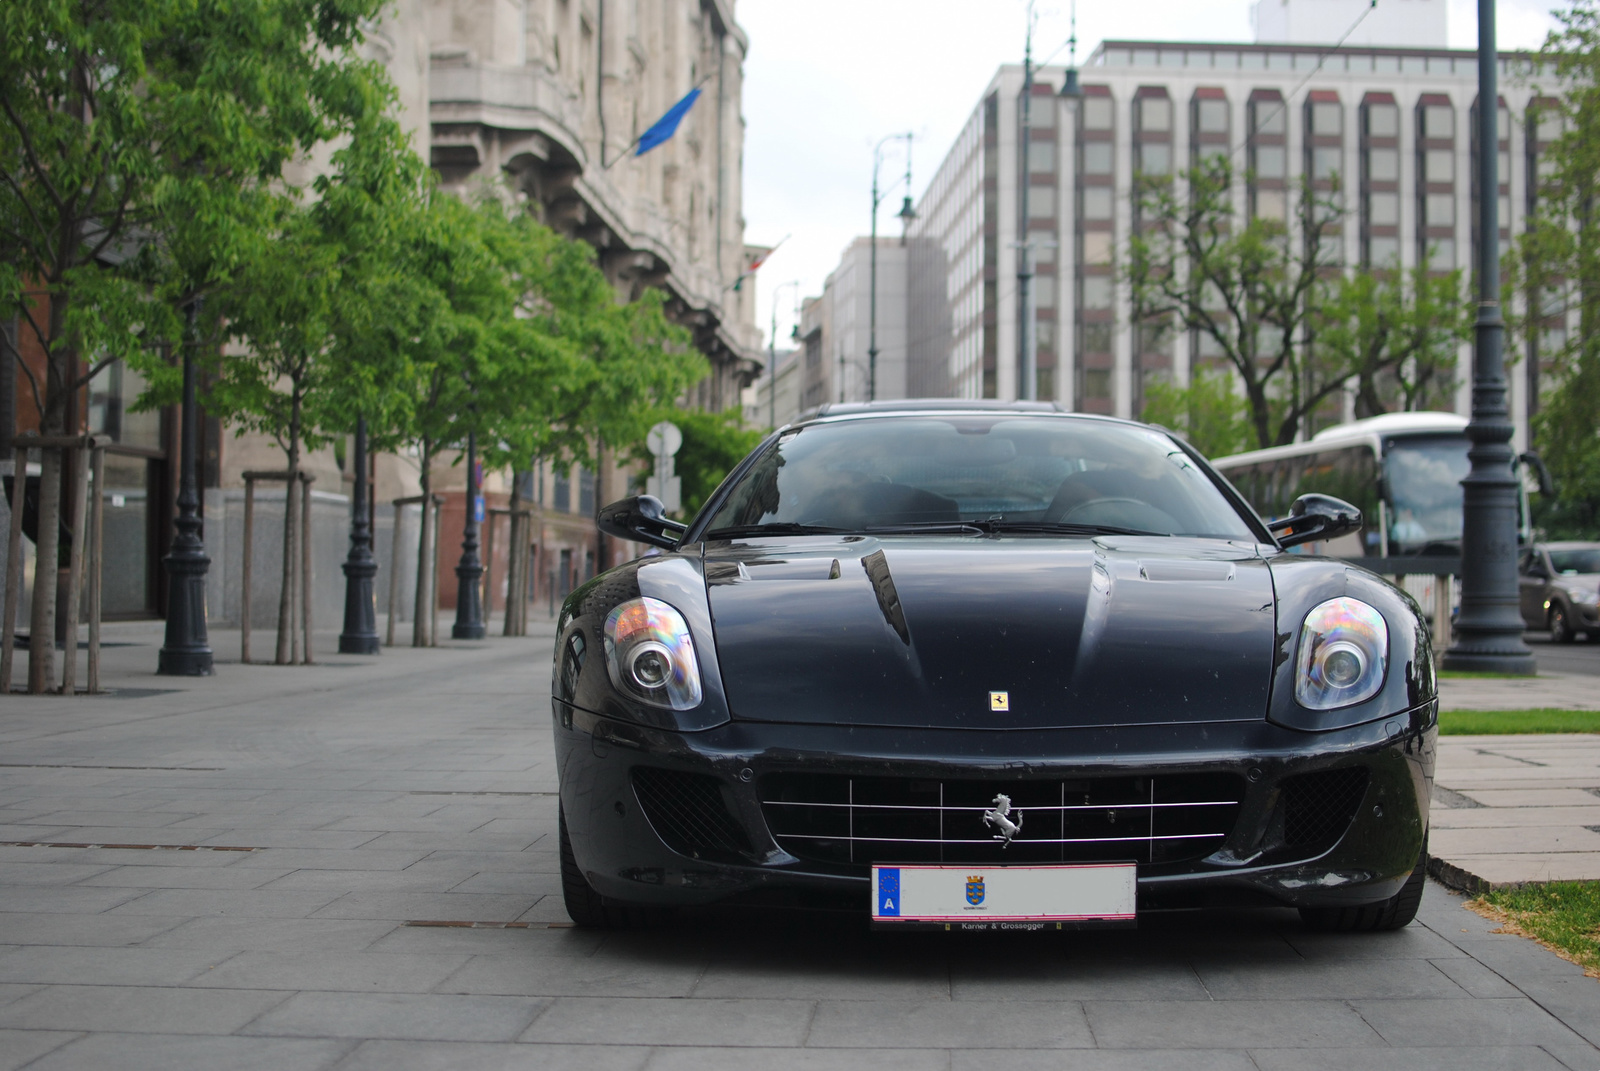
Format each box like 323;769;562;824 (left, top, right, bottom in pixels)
966;875;985;905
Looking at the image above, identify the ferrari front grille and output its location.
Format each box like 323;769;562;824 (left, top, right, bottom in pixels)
631;767;754;864
760;772;1245;868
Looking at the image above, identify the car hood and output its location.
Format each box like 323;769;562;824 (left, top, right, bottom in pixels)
703;535;1277;730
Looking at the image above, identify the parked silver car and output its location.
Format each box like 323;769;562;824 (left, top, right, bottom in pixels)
1519;542;1600;642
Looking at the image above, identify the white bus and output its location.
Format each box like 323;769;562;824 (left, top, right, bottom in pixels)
1212;412;1537;561
1211;413;1537;624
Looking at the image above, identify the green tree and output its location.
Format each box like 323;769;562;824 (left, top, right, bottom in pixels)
1511;1;1600;537
0;0;389;688
203;115;427;663
1316;266;1470;418
1140;366;1254;460
1128;159;1346;450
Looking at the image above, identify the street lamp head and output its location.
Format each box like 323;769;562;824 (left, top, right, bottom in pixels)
1059;67;1082;102
896;196;917;223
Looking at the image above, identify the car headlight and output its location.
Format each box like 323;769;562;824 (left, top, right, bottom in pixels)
1295;597;1389;710
604;597;703;710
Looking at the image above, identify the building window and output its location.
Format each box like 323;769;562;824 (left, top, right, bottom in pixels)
1312;102;1342;137
1425;149;1454;183
1311;146;1341;181
1081;276;1113;309
1138;96;1172;132
1424;105;1454;140
1369;191;1399;226
1253;103;1285;136
1425;193;1455;227
1426;239;1455;270
1081;142;1113;175
1082;322;1113;353
1367;104;1398;138
1253;145;1286;179
1082;232;1113;264
1197;98;1228;134
578;468;595;516
1029;141;1055;172
1082;96;1114;131
1137;142;1171;176
1254;189;1287;221
1029;187;1056;218
1369;236;1400;267
1083;369;1113;399
1082;187;1113;220
1368;148;1399;182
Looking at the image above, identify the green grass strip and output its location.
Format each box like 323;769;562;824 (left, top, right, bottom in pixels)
1474;881;1600;976
1438;671;1550;680
1439;708;1600;735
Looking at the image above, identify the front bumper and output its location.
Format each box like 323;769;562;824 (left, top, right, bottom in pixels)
555;701;1437;915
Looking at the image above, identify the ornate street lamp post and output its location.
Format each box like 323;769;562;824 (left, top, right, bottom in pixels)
157;299;214;676
338;416;379;654
452;430;486;640
869;132;915;402
1442;0;1535;674
768;279;800;428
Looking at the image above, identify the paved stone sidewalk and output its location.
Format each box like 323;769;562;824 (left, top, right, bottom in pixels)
1;622;1599;1069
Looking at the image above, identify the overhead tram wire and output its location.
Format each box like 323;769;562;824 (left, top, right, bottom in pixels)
1225;0;1381;165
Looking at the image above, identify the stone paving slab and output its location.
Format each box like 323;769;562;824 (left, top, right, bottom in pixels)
0;621;1596;1069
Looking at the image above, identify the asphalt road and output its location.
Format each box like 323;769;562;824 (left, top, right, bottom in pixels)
1;622;1599;1070
1522;633;1600;676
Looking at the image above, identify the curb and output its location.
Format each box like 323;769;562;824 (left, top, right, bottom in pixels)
1426;855;1549;895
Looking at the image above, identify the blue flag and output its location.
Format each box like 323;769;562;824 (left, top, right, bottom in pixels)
635;87;701;156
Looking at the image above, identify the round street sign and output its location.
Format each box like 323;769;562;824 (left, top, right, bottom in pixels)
647;421;683;458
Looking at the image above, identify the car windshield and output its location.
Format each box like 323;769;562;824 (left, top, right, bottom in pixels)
1549;548;1600;575
1383;435;1471;553
701;416;1257;539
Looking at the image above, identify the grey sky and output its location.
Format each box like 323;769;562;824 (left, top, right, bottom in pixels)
738;0;1561;350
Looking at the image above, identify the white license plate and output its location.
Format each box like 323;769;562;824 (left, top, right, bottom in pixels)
871;863;1136;924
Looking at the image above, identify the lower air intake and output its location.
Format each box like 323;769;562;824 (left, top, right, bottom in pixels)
1280;766;1370;854
631;767;754;864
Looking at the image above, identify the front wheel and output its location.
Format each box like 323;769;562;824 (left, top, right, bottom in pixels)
1298;841;1427;932
559;805;659;930
1551;605;1575;644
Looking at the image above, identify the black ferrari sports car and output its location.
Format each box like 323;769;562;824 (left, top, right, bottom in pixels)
553;401;1436;932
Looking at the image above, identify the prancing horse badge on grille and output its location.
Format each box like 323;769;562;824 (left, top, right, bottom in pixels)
982;793;1023;846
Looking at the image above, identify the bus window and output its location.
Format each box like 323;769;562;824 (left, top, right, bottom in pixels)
1383;435;1471;554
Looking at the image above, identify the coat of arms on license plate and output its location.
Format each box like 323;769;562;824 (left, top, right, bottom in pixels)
966;874;985;905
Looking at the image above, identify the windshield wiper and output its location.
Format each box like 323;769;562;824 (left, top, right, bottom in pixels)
863;521;987;536
703;523;854;539
979;520;1166;537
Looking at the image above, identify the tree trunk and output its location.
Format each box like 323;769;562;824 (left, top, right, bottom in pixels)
504;471;524;637
413;449;432;647
276;392;302;665
26;447;60;693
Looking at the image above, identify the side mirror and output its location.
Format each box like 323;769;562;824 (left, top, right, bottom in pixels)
1519;451;1556;496
1267;493;1362;549
596;495;687;551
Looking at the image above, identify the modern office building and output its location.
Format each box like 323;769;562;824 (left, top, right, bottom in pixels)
898;0;1556;452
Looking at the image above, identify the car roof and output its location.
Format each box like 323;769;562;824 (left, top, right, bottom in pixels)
795;400;1163;435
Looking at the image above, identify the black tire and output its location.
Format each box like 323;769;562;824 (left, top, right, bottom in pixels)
558;804;659;930
1298;841;1427;932
1551;605;1575;644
